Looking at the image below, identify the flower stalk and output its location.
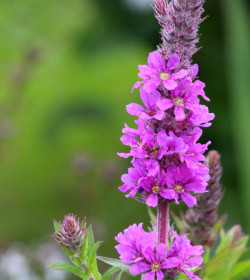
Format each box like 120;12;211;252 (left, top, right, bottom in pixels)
157;201;169;245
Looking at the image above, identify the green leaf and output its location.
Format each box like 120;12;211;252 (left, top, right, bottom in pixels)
102;267;120;280
87;241;102;280
171;211;184;233
84;225;102;280
147;206;156;223
47;262;89;279
97;256;130;271
200;246;234;278
231;260;250;280
87;241;102;268
86;225;95;256
203;249;211;264
115;271;123;280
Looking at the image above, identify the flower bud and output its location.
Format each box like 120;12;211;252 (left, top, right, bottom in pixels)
53;214;86;252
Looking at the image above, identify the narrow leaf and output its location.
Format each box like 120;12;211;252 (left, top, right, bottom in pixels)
102;267;120;280
116;271;123;280
97;256;130;271
48;262;89;279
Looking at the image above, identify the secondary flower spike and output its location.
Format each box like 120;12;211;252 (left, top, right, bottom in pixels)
182;150;227;247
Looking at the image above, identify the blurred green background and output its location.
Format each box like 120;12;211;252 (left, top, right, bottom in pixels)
0;0;249;277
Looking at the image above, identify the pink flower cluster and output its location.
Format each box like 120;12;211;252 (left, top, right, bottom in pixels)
118;51;214;208
115;224;203;280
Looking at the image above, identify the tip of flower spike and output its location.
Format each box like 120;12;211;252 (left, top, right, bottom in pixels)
53;214;86;252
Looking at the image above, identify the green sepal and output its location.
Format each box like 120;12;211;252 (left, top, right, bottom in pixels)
61;243;74;257
47;262;89;279
53;220;63;232
102;267;120;280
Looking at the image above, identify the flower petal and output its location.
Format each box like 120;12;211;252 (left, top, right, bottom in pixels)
142;271;156;280
146;193;158;207
161;257;179;269
132;81;144;93
144;79;161;93
160;189;175;200
126;103;146;116
171;69;187;79
156;98;174;110
148;51;166;72
156;243;168;263
167;54;180;70
181;192;197;207
186;256;203;267
156;270;164;280
129;262;151;275
163;79;177;90
174;106;185;121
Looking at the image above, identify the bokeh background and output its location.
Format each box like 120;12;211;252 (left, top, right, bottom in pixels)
0;0;249;279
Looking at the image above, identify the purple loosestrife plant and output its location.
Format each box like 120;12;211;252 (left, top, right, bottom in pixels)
49;1;249;280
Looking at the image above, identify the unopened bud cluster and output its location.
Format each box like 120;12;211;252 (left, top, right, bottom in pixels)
154;0;206;70
53;214;86;252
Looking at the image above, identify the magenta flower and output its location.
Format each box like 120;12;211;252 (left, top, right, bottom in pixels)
129;243;179;280
127;89;165;121
139;171;175;207
166;164;207;207
115;223;157;264
168;232;204;280
189;104;215;127
179;128;211;169
157;130;188;160
119;127;163;161
156;78;210;121
132;51;187;93
119;159;147;198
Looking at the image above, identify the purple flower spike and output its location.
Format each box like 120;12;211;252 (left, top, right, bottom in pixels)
132;51;187;93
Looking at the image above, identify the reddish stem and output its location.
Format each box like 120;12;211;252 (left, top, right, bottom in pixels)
157;201;169;245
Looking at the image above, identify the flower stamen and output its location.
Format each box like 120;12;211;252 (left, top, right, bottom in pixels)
174;185;184;193
151;263;161;272
152;186;161;194
174;97;184;107
160;72;170;81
